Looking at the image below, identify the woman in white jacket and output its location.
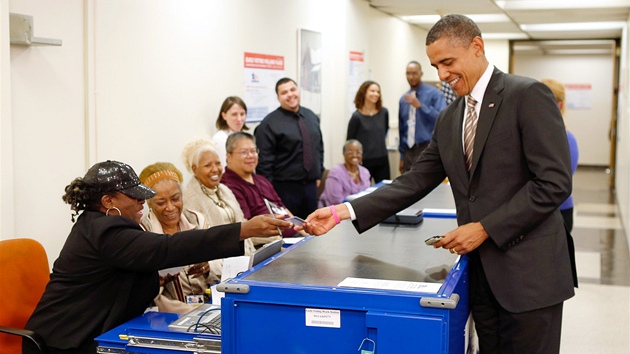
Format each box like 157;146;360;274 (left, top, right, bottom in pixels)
212;96;249;170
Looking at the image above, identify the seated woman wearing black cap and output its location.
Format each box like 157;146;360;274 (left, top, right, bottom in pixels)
23;160;291;354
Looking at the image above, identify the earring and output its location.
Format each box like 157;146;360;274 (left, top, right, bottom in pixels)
106;207;121;216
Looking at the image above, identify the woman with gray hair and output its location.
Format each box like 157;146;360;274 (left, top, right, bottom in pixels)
181;137;256;255
318;139;372;207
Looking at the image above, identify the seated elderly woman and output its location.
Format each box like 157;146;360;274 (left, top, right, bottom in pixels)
23;160;289;353
181;137;256;255
139;162;218;314
319;139;372;206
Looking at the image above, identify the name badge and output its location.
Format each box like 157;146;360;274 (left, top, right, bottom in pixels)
186;294;205;305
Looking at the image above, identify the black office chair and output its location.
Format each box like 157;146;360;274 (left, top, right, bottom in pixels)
0;238;50;354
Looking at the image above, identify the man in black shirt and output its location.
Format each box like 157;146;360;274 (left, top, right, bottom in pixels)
254;78;324;218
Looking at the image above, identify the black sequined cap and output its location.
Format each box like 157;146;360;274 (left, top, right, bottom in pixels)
83;160;156;200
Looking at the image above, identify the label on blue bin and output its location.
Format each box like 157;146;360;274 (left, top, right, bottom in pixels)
305;308;341;328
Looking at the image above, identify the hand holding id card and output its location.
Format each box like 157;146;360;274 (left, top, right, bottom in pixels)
285;216;305;226
263;198;305;234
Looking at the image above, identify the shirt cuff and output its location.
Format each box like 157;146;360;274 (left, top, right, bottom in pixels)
344;202;357;221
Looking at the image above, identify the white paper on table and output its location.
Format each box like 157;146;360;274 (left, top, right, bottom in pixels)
212;256;251;305
220;255;250;282
422;208;457;216
337;277;442;294
210;284;222;305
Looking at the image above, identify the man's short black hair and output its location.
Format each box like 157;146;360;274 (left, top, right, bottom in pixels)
275;77;297;94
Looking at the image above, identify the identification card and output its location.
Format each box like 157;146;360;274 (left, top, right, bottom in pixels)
186;294;205;305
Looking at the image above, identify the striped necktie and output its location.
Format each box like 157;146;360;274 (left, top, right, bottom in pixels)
464;96;478;171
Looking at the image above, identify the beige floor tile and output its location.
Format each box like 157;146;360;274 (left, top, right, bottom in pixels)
575;251;601;279
561;283;630;354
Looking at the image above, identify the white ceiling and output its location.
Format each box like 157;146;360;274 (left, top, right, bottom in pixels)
368;0;630;41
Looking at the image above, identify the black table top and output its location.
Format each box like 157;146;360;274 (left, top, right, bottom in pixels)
243;217;460;287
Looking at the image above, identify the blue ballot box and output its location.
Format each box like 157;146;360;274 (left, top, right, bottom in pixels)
96;216;468;354
219;217;468;354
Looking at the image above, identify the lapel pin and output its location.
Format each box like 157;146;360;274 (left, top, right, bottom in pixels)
488;103;495;108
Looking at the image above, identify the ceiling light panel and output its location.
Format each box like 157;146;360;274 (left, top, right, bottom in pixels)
496;0;630;10
521;22;627;31
467;14;511;23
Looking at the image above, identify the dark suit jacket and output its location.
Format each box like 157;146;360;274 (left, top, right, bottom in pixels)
25;211;243;351
351;67;576;313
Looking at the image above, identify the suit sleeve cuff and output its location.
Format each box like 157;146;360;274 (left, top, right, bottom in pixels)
344;202;357;220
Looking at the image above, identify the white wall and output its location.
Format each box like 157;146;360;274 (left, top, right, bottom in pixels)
616;18;630;241
345;0;430;154
510;33;630;237
4;1;626;266
6;0;492;265
512;53;614;166
1;0;15;240
3;0;86;262
485;39;510;73
9;0;628;266
90;0;428;181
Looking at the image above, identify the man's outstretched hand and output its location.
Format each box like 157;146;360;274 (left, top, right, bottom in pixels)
297;204;349;236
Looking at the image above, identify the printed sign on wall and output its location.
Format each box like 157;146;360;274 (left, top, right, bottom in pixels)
565;83;593;110
244;52;285;122
348;51;366;116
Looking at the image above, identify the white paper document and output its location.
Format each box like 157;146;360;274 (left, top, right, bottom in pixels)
212;256;251;305
422;208;457;216
221;256;251;282
338;277;442;294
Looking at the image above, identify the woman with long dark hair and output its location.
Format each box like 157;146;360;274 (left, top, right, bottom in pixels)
347;81;390;183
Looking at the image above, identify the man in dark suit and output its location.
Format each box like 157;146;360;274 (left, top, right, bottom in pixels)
302;14;576;354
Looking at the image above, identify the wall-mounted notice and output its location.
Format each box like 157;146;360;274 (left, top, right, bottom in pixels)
348;51;365;116
565;83;592;110
244;52;285;122
298;29;322;117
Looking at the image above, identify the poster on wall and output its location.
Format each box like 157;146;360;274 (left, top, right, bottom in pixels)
243;52;285;122
348;51;366;116
565;83;592;110
298;29;322;117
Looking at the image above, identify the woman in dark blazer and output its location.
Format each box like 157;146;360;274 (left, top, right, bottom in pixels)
24;160;289;354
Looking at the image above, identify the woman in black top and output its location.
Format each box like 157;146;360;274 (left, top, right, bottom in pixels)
347;81;390;183
24;160;290;354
